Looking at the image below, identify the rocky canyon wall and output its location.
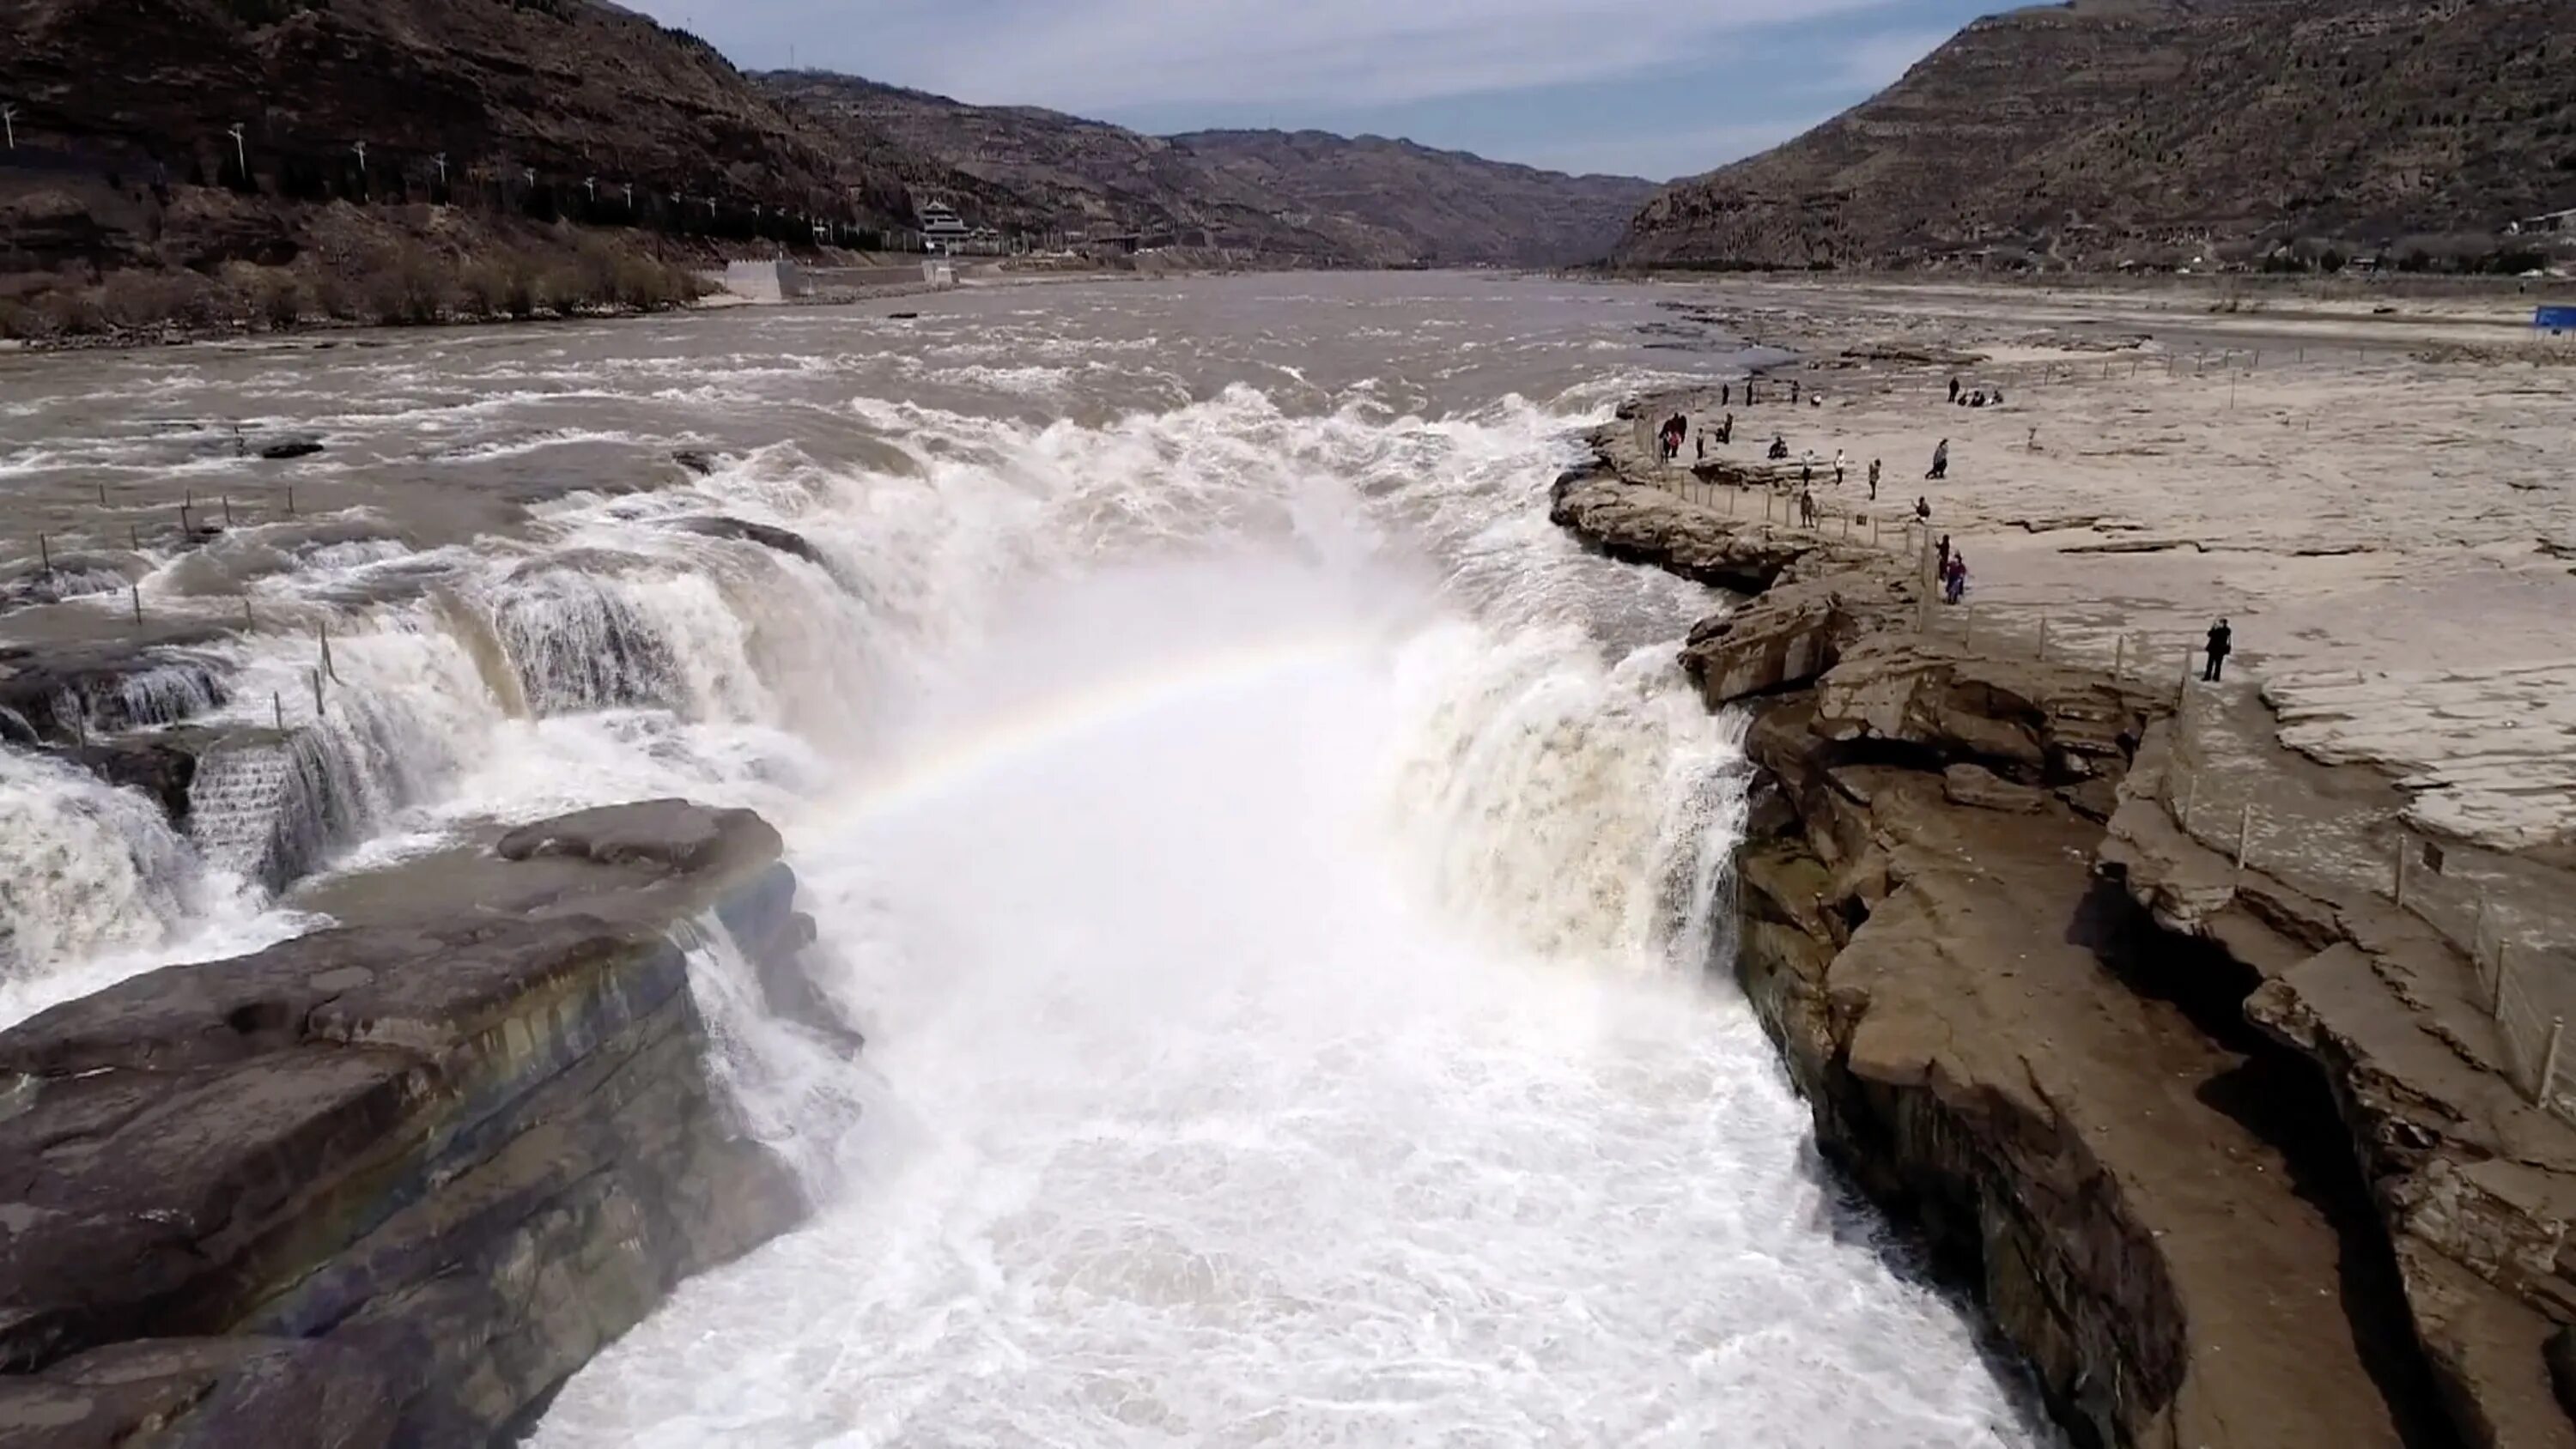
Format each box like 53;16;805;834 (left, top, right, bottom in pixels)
1556;399;2576;1449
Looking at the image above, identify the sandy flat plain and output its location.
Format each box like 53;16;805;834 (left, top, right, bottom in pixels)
1643;276;2576;861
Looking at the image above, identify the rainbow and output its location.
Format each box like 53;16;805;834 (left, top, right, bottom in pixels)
827;629;1380;822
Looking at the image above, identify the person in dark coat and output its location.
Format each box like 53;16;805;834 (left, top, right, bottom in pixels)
2203;618;2234;682
1927;439;1949;480
1948;376;1961;404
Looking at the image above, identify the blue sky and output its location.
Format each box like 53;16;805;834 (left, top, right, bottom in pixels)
628;0;2011;183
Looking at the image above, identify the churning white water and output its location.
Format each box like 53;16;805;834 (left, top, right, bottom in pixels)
0;276;2046;1445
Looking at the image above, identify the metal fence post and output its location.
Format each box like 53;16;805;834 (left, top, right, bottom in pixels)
2114;634;2126;681
2538;1017;2567;1106
2038;615;2049;663
2393;835;2409;907
2494;943;2512;1025
2236;803;2253;871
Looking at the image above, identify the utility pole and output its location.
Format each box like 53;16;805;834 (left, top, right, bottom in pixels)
349;140;367;197
586;174;598;202
433;151;448;186
226;122;247;183
622;181;634;209
2;104;17;151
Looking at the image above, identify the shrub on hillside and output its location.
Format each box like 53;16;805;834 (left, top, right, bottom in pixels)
101;270;226;331
256;274;307;330
36;289;107;336
459;259;512;318
365;244;455;325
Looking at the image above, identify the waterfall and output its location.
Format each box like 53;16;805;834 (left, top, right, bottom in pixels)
0;749;201;973
671;915;869;1197
3;287;2049;1446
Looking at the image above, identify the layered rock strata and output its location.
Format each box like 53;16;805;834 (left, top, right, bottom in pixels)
0;799;851;1447
1555;409;2576;1447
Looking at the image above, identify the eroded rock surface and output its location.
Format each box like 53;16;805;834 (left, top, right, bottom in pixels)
0;799;842;1446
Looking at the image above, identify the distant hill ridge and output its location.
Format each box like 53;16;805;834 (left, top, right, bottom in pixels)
1619;0;2576;270
759;72;1657;268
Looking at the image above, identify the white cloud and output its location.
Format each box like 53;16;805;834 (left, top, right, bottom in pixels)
705;0;1899;112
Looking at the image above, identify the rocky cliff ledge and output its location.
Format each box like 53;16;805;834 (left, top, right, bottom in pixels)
0;799;855;1447
1556;408;2576;1447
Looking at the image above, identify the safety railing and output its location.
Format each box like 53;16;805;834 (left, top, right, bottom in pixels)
2160;689;2576;1118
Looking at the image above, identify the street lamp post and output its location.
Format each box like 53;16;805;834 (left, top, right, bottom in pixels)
226;123;247;183
349;140;367;197
2;105;18;151
433;151;448;186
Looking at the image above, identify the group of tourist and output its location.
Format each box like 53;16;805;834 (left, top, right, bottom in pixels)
1649;376;2250;688
1947;376;2004;409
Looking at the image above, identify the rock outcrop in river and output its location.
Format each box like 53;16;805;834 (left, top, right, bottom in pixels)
1556;406;2576;1448
0;799;847;1447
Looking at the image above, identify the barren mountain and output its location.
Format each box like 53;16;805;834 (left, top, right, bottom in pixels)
766;73;1656;268
0;0;919;227
1620;0;2576;270
1175;130;1662;269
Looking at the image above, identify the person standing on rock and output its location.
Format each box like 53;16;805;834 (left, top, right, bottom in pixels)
1868;458;1881;500
1801;451;1814;489
1833;449;1847;488
1948;376;1961;404
1696;431;1707;463
1789;379;1802;404
1799;488;1818;528
1719;413;1735;446
1916;496;1932;525
1927;439;1949;480
1937;533;1952;574
2203;618;2233;682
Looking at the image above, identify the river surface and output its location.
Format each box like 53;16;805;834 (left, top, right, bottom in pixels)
0;273;2045;1445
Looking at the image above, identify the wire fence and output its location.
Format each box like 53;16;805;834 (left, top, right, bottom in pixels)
1629;458;1941;555
2160;680;2576;1119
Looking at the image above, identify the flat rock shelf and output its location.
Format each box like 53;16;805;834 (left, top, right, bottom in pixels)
0;799;855;1449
